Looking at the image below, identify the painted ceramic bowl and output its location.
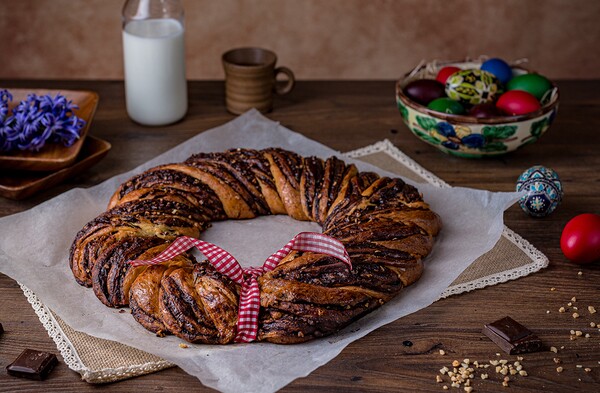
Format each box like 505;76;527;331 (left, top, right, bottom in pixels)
396;61;560;158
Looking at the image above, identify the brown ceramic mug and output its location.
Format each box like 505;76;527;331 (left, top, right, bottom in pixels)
222;47;295;114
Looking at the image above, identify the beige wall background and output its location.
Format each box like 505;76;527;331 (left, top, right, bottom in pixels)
1;0;599;80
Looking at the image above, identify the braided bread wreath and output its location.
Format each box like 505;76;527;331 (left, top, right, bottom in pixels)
69;148;442;345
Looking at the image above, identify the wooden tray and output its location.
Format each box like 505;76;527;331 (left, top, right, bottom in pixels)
0;136;111;200
0;88;99;171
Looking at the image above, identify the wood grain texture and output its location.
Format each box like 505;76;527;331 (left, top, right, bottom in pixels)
0;80;599;392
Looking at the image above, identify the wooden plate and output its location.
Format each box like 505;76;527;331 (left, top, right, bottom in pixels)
0;88;99;171
0;136;111;200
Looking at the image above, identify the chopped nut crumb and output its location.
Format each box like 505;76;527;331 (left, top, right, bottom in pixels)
572;297;577;302
517;356;524;361
553;358;561;364
464;387;473;393
568;302;573;307
585;368;592;372
463;358;470;365
440;366;449;375
439;349;446;355
589;306;597;314
557;367;564;373
546;310;551;314
570;330;576;335
550;346;558;353
575;330;583;336
585;333;590;338
573;306;579;311
481;373;489;380
578;271;583;276
452;360;460;367
443;386;449;390
436;375;443;383
559;307;566;313
591;322;597;328
551;287;556;291
576;364;583;368
502;381;509;387
179;343;188;349
519;370;528;376
490;360;499;366
573;312;580;319
560;346;565;349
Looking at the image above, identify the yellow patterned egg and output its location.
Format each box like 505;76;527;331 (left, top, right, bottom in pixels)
445;69;501;106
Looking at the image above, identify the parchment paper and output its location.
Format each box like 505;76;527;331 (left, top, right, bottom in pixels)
0;110;521;393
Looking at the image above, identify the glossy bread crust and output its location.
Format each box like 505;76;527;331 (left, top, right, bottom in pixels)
68;148;442;344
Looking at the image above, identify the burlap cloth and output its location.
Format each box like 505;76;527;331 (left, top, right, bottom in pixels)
20;140;548;383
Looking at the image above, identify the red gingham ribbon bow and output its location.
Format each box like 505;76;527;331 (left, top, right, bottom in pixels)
128;232;351;343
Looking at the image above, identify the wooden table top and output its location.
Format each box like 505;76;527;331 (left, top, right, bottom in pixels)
0;80;599;392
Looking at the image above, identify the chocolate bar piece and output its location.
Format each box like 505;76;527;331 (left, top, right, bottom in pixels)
6;349;58;380
482;316;542;355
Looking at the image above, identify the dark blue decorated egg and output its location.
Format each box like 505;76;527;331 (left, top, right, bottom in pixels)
516;165;563;217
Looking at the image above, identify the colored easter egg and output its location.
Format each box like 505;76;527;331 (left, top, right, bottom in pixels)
445;69;501;105
560;214;600;264
468;103;502;118
496;90;541;115
516;165;563;217
436;66;461;84
404;79;446;106
481;58;513;85
507;73;552;101
427;98;465;115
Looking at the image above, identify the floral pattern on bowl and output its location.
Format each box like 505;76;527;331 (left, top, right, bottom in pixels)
396;60;560;158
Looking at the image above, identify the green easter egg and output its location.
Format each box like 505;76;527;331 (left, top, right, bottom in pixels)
445;69;501;105
427;98;465;115
507;73;552;101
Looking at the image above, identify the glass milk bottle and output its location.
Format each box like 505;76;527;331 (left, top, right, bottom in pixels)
122;0;187;126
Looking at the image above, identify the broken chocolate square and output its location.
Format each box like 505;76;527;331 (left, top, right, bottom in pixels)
6;349;58;380
483;316;543;355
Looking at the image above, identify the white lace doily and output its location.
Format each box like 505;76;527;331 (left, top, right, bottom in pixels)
18;139;548;382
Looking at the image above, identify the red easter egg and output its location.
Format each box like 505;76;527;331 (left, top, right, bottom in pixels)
436;66;461;84
560;213;600;264
496;90;541;115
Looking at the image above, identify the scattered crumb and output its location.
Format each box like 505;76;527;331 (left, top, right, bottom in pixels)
439;349;446;356
571;297;577;302
464;387;473;393
550;346;558;353
568;302;573;307
585;368;592;372
553;358;561;364
573;312;580;319
546;310;551;314
585;333;591;338
436;375;443;383
589;306;597;314
551;287;556;291
575;330;583;337
178;343;188;349
578;271;583;276
442;386;449;390
576;365;583;368
559;307;566;313
481;373;489;380
556;367;564;373
591;322;597;328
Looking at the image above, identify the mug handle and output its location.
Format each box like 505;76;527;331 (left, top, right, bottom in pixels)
273;66;295;95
